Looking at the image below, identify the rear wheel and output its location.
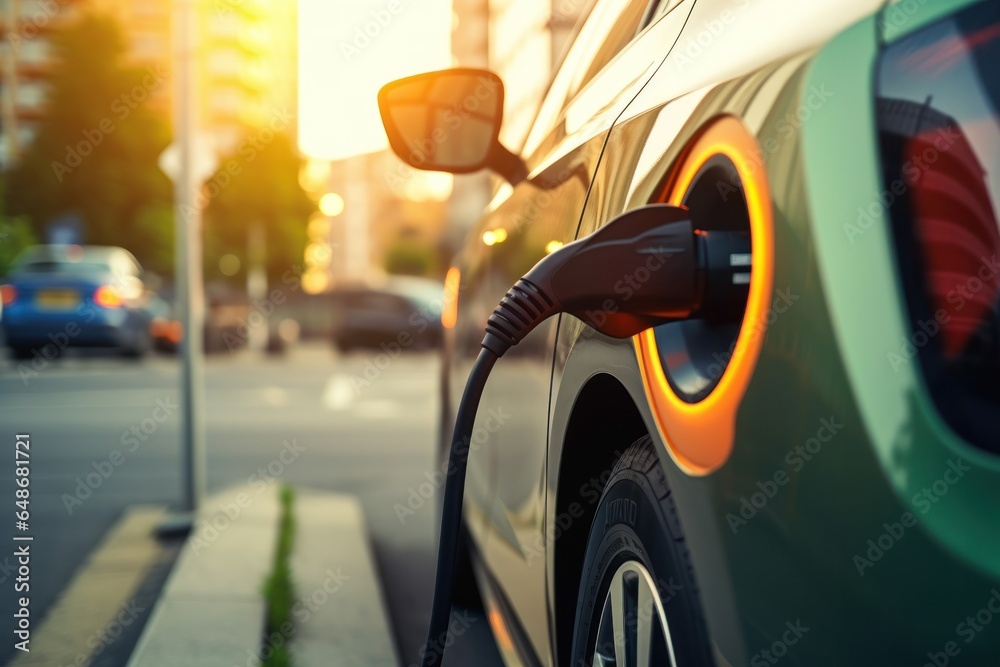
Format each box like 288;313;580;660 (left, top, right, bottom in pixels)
123;327;152;359
570;436;713;667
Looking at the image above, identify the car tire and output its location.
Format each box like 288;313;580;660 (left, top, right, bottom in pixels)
10;346;33;361
123;327;152;359
570;436;714;667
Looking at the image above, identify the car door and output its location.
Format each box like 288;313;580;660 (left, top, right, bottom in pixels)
449;1;694;663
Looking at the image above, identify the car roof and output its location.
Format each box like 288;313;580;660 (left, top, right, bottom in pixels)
14;245;141;271
332;276;444;305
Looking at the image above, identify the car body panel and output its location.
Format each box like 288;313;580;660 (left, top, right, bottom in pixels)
442;0;1000;665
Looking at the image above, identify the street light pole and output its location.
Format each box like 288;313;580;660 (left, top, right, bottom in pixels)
174;0;207;518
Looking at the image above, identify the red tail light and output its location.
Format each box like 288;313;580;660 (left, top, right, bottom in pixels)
94;285;123;308
0;285;16;305
877;1;1000;454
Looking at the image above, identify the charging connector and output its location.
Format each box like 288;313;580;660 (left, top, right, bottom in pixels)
419;203;751;666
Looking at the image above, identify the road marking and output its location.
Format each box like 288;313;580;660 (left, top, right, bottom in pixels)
261;386;288;407
354;399;399;419
322;375;404;418
322;374;355;411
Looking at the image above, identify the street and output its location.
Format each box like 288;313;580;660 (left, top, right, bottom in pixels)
0;343;501;666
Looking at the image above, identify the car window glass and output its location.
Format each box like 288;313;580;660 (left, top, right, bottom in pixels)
570;0;651;97
521;0;652;157
652;0;684;20
357;292;409;314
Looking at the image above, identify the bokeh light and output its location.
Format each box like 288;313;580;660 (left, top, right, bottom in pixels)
219;253;241;276
319;192;345;217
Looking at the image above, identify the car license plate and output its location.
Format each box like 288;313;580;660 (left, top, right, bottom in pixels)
35;289;80;310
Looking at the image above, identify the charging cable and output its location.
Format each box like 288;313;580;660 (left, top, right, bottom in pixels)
420;204;750;666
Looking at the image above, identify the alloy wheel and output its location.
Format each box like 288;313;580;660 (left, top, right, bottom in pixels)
590;560;678;667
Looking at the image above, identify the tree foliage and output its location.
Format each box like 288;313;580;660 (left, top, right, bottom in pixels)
6;13;313;284
203;131;314;284
0;175;38;277
6;13;173;274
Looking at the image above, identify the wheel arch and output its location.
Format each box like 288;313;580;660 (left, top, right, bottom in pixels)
551;370;649;665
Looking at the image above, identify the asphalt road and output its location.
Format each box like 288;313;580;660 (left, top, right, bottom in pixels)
0;343;502;666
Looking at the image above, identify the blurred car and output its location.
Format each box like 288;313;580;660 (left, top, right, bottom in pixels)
329;276;443;353
379;1;1000;666
1;245;153;359
147;292;183;353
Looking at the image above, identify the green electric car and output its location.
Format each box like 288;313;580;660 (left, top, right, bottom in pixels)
379;0;1000;664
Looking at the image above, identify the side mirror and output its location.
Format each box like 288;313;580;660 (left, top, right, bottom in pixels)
378;68;526;184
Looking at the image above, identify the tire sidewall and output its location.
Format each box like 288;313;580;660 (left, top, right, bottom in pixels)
570;446;712;666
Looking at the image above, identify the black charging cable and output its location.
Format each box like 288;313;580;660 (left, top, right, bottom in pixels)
419;204;751;666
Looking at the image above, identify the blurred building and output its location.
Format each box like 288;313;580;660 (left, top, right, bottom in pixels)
0;0;298;168
199;0;298;152
0;0;85;167
87;0;171;113
314;0;590;284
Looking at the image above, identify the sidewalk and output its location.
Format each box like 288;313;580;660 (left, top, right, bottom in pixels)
126;485;399;666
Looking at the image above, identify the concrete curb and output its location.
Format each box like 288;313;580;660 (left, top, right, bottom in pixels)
11;505;170;667
290;491;399;666
126;485;399;666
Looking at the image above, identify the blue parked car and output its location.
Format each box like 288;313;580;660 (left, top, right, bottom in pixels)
1;245;154;359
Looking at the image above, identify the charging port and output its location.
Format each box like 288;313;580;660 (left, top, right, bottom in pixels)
634;115;774;475
655;153;752;403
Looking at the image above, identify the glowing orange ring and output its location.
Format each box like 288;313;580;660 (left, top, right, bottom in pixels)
635;115;775;476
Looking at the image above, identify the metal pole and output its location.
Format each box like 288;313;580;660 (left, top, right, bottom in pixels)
246;220;268;350
175;0;206;515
